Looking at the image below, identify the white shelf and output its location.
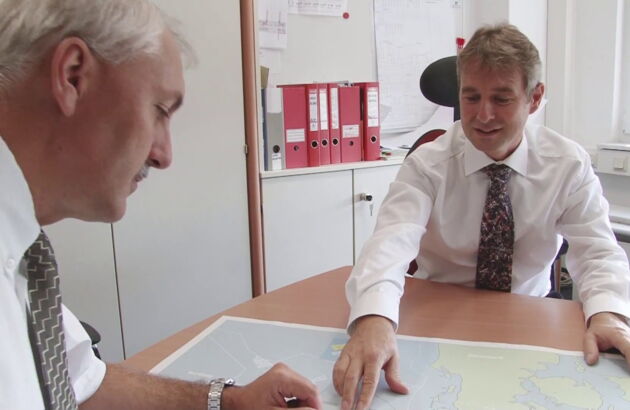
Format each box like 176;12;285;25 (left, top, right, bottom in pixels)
261;157;404;179
598;142;630;151
609;205;630;225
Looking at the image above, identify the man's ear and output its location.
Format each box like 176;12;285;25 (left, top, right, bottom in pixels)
50;37;96;117
528;82;545;114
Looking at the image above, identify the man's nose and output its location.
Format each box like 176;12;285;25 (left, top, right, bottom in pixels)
476;99;495;123
148;130;173;169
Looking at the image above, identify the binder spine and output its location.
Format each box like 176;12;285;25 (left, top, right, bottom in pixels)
328;83;341;164
318;84;331;165
305;84;321;167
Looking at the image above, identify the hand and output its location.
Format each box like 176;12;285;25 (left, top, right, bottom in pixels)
332;315;408;410
583;311;630;366
222;363;322;410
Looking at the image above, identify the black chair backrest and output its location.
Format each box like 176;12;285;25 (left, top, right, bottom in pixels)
419;56;460;121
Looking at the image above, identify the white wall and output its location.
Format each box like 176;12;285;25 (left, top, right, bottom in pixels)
547;0;625;151
620;0;630;141
463;0;509;37
462;0;547;83
54;0;253;361
261;0;376;86
49;222;123;361
509;0;548;84
114;0;253;357
545;0;573;138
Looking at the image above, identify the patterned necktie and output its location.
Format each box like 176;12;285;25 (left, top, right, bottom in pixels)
24;230;78;410
475;164;514;292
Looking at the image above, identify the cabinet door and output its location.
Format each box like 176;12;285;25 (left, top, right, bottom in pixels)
263;172;354;291
113;0;252;357
47;221;124;362
353;165;401;261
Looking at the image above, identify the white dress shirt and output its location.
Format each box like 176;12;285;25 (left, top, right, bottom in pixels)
0;137;106;409
347;122;630;328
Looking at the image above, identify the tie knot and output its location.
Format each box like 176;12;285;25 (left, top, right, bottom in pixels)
484;164;512;184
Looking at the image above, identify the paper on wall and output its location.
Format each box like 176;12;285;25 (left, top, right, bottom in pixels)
259;0;289;49
375;0;457;133
288;0;348;17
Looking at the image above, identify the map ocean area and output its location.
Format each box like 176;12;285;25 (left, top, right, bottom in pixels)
152;316;630;409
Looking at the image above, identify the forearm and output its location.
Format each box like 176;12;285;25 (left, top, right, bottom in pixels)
80;363;208;410
347;181;431;328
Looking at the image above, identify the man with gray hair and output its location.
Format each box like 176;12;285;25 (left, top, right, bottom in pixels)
333;23;630;410
0;0;321;409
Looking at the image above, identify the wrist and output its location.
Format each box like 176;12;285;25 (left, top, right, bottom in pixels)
207;378;236;410
588;311;628;327
218;385;241;410
351;315;395;335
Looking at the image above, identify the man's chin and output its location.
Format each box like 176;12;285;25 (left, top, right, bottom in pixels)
467;137;506;160
92;200;127;223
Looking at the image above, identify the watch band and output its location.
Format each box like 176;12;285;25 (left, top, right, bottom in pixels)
208;378;235;410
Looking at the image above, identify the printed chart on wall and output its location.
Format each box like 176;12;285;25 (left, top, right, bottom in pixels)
374;0;459;133
152;316;630;409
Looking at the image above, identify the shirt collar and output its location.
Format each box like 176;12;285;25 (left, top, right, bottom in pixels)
0;136;40;272
463;130;529;176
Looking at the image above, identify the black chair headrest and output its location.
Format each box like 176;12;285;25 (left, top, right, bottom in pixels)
419;56;460;121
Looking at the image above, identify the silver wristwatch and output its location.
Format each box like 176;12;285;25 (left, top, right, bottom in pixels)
208;378;235;410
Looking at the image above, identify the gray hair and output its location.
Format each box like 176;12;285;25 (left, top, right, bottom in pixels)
457;23;542;95
0;0;194;93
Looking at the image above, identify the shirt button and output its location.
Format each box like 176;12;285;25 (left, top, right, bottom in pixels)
5;258;16;271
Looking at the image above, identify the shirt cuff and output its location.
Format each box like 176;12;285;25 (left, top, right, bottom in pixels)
62;305;107;403
582;292;630;324
347;288;401;333
73;357;106;404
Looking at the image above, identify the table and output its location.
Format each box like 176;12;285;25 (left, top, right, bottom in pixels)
124;266;586;371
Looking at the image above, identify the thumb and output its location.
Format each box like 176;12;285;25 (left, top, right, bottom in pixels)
383;354;409;395
583;331;600;365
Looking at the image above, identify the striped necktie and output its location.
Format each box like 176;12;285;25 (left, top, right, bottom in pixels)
24;230;78;410
475;164;514;292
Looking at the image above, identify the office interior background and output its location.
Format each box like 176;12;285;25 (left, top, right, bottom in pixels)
46;0;630;362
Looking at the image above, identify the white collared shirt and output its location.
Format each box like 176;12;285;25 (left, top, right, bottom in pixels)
0;137;105;408
347;122;630;328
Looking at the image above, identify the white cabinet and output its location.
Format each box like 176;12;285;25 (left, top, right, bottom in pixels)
262;162;401;291
597;145;630;176
262;171;354;291
353;165;401;260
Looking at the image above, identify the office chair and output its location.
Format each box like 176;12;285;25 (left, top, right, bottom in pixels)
405;56;459;160
80;321;102;359
549;239;569;298
406;56;459;274
419;56;460;121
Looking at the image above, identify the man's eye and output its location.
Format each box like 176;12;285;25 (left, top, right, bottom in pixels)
495;97;511;104
156;105;170;119
463;95;479;103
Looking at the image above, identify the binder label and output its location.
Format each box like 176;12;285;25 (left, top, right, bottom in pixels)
342;124;360;138
271;152;282;170
330;87;339;130
367;87;379;127
286;128;306;142
308;90;319;131
319;89;328;131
